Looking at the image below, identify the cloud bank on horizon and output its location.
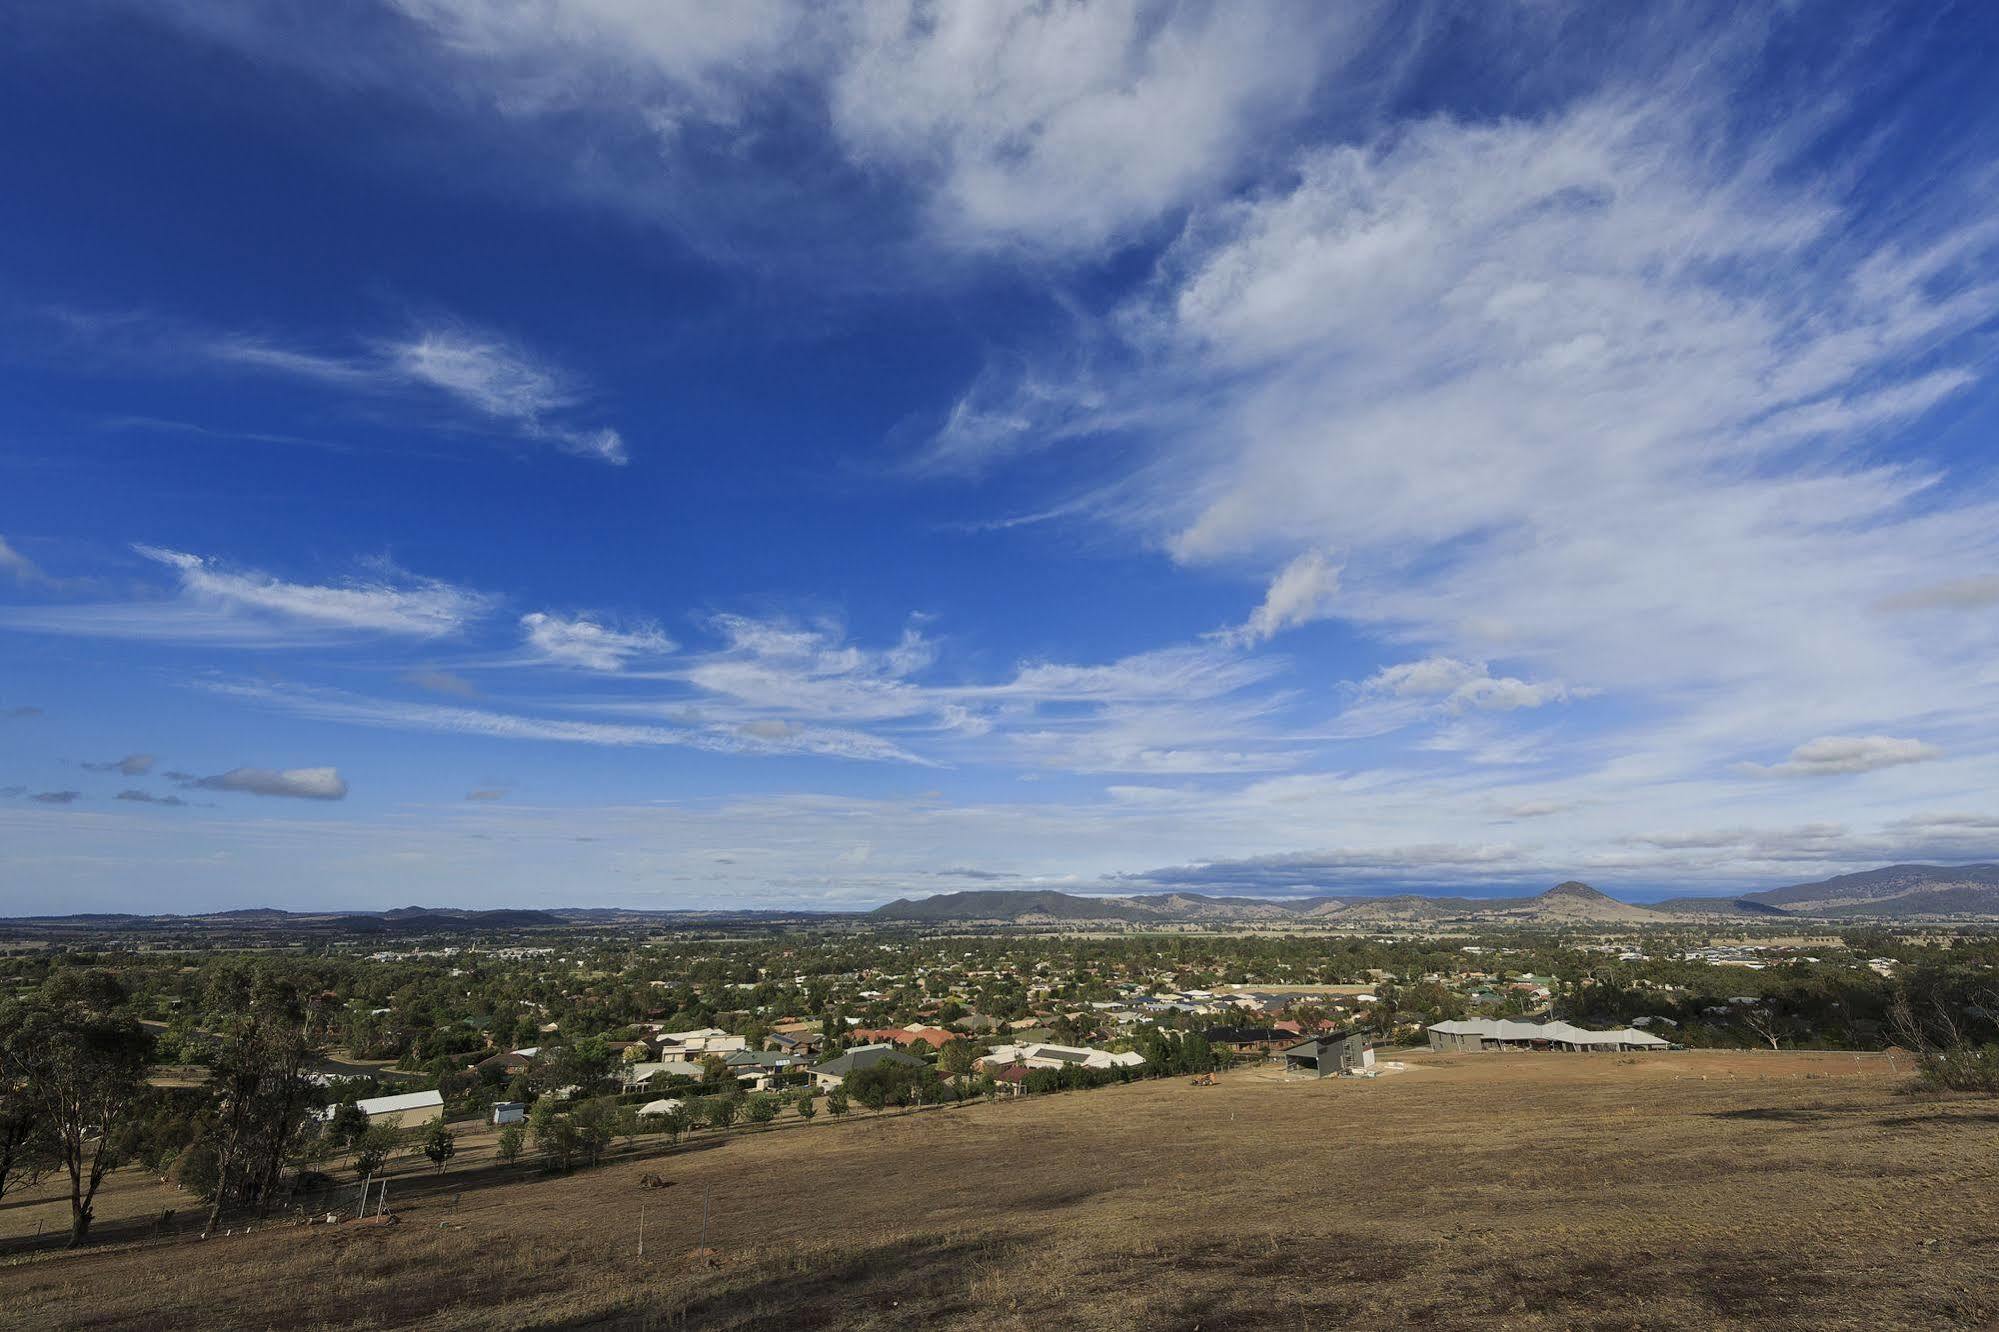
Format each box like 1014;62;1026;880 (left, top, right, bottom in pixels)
2;2;1997;911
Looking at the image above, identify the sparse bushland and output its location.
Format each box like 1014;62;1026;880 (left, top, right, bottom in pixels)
1890;985;1999;1093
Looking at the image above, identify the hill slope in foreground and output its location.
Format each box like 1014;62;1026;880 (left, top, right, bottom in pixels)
4;1050;1992;1331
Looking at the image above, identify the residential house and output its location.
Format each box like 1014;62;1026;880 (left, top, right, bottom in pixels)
623;1058;704;1090
1202;1026;1292;1056
723;1048;812;1091
978;1042;1145;1073
811;1043;924;1091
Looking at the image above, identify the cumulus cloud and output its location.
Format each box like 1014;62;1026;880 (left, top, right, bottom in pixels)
83;754;156;776
520;612;675;672
1222;550;1341;646
117;789;187;807
30;790;82;804
188;766;350;801
1740;736;1942;779
1332;657;1574;737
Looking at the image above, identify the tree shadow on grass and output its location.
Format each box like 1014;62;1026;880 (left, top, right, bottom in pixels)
577;1231;1033;1330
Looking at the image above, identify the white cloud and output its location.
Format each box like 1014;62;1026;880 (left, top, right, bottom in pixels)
0;547;490;647
189;766;350;800
387;328;628;463
136;546;486;637
829;1;1351;250
0;535;48;585
58;310;629;465
948;79;1999;800
204;680;935;766
1222;550;1341;646
145;1;1371;255
520;611;674;671
1332;656;1574;738
1740;735;1942;779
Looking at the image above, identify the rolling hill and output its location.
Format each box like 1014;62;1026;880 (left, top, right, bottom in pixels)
871;880;1681;926
1740;863;1999;917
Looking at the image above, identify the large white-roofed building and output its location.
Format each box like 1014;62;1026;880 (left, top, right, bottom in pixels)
1427;1019;1671;1053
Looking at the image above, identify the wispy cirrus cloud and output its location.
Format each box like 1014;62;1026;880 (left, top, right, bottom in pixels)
202;679;936;766
0;546;490;647
55;309;627;464
137;0;1373;257
520;611;675;672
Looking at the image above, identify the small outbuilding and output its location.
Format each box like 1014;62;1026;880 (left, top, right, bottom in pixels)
356;1088;445;1130
491;1101;526;1126
1282;1031;1374;1077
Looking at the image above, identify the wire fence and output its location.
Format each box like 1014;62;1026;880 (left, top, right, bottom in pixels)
0;1174;395;1259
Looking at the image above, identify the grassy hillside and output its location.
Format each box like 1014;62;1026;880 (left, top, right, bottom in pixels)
2;1049;1993;1330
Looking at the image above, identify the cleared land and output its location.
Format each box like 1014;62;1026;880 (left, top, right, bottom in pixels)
2;1049;1994;1330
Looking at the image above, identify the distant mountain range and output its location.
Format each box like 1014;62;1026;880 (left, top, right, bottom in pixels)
5;864;1997;932
872;864;1999;924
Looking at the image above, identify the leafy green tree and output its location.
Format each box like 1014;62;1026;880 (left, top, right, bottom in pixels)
328;1101;368;1148
826;1087;849;1117
659;1106;690;1145
422;1122;457;1172
572;1097;618;1166
794;1093;816;1122
744;1093;778;1126
705;1096;739;1131
938;1038;976;1090
495;1124;524;1166
12;973;152;1246
0;1005;56;1203
351;1123;400;1180
530;1101;577;1170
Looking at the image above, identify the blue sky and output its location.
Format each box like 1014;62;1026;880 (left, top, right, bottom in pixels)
3;2;1998;912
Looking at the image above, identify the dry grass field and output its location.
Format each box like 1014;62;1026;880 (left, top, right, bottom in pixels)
2;1049;1993;1331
